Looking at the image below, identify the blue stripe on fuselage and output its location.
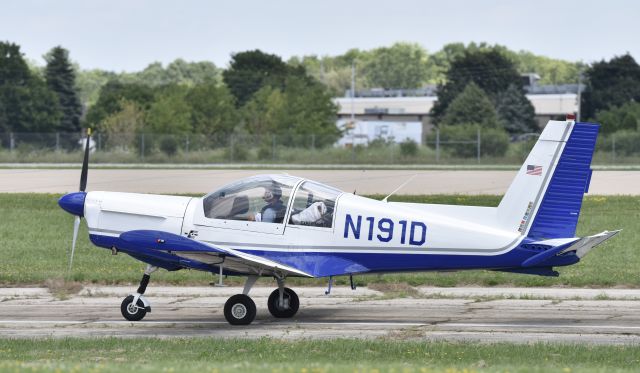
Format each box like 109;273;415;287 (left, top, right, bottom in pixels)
89;234;579;278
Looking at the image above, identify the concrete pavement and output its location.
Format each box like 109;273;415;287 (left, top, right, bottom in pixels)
1;286;639;344
2;169;640;194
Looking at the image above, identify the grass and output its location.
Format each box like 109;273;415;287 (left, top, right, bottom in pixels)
0;194;636;287
0;337;638;372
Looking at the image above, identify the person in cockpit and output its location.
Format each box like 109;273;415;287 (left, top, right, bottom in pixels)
255;184;286;223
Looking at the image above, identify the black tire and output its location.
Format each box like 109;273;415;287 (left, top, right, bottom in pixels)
224;294;257;325
267;288;299;318
120;295;147;321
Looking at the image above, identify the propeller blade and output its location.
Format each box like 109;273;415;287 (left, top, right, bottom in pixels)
79;128;91;192
68;216;81;274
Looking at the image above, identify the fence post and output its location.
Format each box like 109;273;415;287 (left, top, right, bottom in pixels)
612;134;616;163
55;132;60;152
140;133;145;161
185;135;189;153
476;127;481;164
9;133;14;152
272;134;276;161
435;128;440;162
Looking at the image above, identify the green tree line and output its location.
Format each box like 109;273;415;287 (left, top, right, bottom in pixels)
2;39;640;157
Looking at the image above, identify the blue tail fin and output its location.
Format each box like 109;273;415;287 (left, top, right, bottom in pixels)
527;122;599;239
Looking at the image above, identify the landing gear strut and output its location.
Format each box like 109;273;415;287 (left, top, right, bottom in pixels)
267;277;299;318
120;265;157;321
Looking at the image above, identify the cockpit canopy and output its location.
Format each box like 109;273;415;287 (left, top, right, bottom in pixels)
202;175;342;228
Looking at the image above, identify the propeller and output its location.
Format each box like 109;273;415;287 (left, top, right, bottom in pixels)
67;128;92;275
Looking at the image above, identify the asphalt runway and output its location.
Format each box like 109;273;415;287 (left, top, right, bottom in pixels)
2;286;639;344
1;169;639;194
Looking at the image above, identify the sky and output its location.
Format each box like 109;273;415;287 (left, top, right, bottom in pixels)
2;0;638;72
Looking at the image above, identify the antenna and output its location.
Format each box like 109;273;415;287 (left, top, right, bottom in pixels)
382;174;417;203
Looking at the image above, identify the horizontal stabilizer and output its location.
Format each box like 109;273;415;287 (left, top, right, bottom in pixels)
120;230;313;278
521;230;621;268
561;230;621;258
521;240;579;268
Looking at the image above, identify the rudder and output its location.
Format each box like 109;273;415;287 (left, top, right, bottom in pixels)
497;120;599;239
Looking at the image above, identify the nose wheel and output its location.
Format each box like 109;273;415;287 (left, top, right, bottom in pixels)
120;264;156;322
121;295;148;321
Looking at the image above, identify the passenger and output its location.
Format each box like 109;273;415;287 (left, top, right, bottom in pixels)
255;184;285;223
291;201;327;225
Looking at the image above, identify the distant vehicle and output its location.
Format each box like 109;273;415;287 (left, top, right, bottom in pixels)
59;120;618;325
337;119;422;147
77;136;96;153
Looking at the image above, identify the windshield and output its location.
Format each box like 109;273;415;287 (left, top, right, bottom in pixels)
202;175;301;223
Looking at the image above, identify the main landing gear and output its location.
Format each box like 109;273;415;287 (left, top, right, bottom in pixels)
120;268;300;325
223;275;299;325
120;264;157;321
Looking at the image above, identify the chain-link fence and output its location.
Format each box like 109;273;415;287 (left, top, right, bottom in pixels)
0;130;636;165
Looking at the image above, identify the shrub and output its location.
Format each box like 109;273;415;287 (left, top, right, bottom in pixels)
399;139;418;157
159;135;178;156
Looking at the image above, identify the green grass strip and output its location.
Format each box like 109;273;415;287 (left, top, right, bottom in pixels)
0;337;639;372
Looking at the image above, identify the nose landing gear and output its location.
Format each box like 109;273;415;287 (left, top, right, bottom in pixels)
120;264;157;321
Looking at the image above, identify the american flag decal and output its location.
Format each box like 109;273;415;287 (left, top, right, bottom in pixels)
526;165;542;176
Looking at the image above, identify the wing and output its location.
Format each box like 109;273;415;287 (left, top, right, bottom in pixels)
119;230;313;278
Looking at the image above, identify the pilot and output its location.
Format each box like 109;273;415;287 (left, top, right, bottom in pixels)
257;184;285;223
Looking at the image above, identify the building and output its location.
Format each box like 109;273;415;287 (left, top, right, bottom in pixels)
333;77;582;146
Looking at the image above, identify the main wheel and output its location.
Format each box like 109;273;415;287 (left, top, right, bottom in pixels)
267;288;299;318
120;295;147;321
224;294;257;325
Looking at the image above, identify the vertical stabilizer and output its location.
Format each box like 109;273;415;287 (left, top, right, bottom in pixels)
497;120;599;239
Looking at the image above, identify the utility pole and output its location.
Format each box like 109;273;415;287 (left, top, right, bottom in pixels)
350;61;356;122
350;61;356;148
577;69;584;122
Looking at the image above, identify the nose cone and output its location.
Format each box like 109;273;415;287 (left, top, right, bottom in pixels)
58;192;86;217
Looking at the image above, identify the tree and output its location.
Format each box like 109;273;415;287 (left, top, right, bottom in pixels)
440;82;499;128
0;42;61;134
241;76;340;147
45;46;82;132
362;42;429;89
223;50;291;106
187;82;238;139
276;76;340;147
431;48;523;122
595;101;640;134
126;59;220;87
495;84;538;134
582;54;640;120
75;68;116;107
242;85;286;137
145;85;191;134
99;99;145;150
85;81;155;129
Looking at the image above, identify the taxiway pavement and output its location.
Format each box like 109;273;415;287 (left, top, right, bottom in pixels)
1;169;640;194
1;286;639;344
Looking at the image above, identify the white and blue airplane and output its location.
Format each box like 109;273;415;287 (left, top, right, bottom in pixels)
59;118;619;325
